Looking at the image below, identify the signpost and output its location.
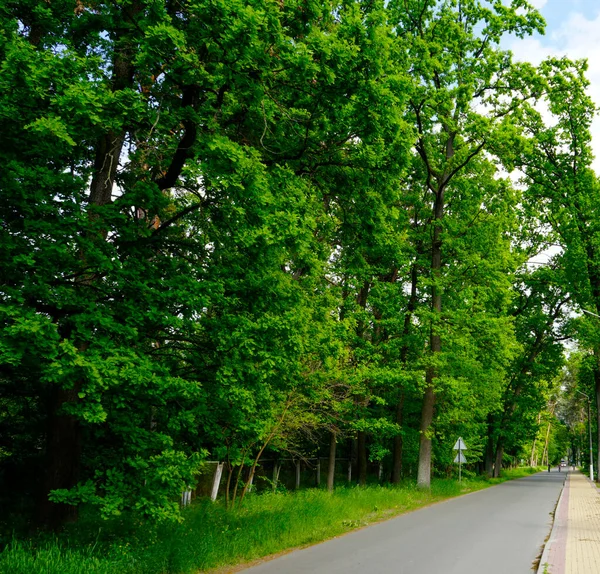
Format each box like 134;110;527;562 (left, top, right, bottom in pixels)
453;437;467;482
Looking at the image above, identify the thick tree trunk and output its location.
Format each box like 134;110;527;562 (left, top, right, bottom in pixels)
493;439;504;478
347;437;354;483
327;431;337;492
417;377;436;487
39;4;141;529
38;130;126;527
393;260;418;484
484;428;495;477
89;132;126;208
357;431;367;486
417;187;444;489
38;386;82;528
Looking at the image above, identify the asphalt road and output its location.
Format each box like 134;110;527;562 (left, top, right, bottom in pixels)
242;471;566;574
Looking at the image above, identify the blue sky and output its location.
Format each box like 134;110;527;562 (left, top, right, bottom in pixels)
508;0;600;167
533;0;599;44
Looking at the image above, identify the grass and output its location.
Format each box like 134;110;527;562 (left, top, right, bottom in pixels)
0;467;541;574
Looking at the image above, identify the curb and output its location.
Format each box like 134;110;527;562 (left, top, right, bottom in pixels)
537;473;569;574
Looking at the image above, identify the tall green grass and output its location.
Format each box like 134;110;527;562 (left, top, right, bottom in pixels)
0;467;541;574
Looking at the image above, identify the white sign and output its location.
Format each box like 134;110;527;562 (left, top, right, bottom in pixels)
453;437;467;482
453;437;467;451
454;452;467;464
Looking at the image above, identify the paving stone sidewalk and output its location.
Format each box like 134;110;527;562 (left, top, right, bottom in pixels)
538;470;600;574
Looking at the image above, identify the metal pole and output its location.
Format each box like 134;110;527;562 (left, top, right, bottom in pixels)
577;389;594;481
459;446;462;482
589;399;594;482
580;310;600;480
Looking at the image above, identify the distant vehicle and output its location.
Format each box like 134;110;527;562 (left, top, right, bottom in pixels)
560;461;567;468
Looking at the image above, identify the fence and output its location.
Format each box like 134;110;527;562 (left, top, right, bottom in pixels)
181;458;386;506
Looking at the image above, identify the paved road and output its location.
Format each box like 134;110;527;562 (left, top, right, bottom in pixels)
242;471;566;574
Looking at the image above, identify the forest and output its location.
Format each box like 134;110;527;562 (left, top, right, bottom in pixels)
2;0;600;548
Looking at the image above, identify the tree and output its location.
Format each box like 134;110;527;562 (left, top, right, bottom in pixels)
388;0;544;487
486;262;568;476
517;57;600;479
0;0;413;526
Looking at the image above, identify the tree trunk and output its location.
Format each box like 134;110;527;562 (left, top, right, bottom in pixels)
417;378;436;488
357;431;367;486
530;437;537;468
485;438;494;477
391;393;404;484
38;4;141;529
493;439;504;478
38;386;82;528
327;431;337;492
347;437;354;483
530;413;542;467
232;462;245;505
225;463;233;507
541;421;552;467
393;260;418;484
484;417;495;477
417;187;444;489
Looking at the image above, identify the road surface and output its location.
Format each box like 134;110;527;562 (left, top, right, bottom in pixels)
242;471;566;574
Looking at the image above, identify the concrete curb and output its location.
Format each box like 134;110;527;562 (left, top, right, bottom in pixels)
537;472;569;574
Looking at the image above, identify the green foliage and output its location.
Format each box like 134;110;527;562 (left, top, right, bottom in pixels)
0;0;591;535
0;0;414;523
0;470;538;573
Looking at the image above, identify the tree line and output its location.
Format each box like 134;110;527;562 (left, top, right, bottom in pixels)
1;0;600;530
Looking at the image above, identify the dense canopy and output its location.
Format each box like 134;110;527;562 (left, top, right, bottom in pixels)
1;0;600;530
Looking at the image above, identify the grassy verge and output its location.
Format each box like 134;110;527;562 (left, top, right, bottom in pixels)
0;467;541;574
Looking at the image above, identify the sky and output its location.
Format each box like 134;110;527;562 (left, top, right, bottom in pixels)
507;0;600;169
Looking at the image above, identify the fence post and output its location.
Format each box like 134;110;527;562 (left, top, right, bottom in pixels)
211;462;224;501
296;460;301;489
272;462;280;491
316;459;321;486
347;459;352;483
247;469;254;493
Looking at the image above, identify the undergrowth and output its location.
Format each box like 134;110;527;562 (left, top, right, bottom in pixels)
0;467;541;574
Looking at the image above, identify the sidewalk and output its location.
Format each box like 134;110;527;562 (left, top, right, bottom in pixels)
538;470;600;574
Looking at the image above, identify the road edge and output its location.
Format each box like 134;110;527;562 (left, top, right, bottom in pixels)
206;471;546;574
536;472;569;574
